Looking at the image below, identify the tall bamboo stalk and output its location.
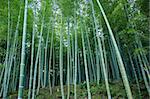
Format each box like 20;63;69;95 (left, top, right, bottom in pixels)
2;0;10;98
81;21;91;99
59;16;64;99
128;50;141;98
6;6;22;97
95;0;133;98
85;24;96;82
28;1;36;98
32;14;45;99
36;47;42;95
67;18;70;99
18;0;28;98
74;2;78;98
89;0;111;98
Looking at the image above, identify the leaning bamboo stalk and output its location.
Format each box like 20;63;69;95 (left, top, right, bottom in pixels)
32;14;45;99
36;48;42;95
2;0;11;97
89;0;111;98
6;6;22;96
95;0;133;98
128;50;141;98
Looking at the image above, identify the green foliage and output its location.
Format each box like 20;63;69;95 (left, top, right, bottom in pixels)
134;48;147;56
59;0;75;17
136;0;149;17
0;63;4;69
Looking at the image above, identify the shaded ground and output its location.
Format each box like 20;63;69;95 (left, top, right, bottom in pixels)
8;80;149;99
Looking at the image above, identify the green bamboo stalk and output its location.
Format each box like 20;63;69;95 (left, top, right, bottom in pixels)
44;24;50;87
135;37;150;81
52;47;55;88
36;47;41;95
97;35;111;99
0;86;3;97
137;51;150;96
0;68;4;86
48;3;56;93
95;0;133;98
67;18;70;99
81;22;91;99
109;39;120;80
85;24;96;82
71;31;75;84
18;0;28;98
28;2;36;98
89;0;111;98
139;40;149;66
91;18;100;84
12;56;17;91
0;68;4;97
40;44;44;88
134;56;142;80
78;52;81;83
136;44;149;85
86;48;93;82
74;4;78;98
3;0;11;98
32;15;45;99
96;49;100;84
70;39;73;84
48;17;54;95
59;17;64;99
14;57;20;91
6;6;22;97
101;33;109;80
128;50;141;98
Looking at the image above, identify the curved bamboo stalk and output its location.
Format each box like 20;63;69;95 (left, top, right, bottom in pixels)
89;0;111;98
95;0;133;98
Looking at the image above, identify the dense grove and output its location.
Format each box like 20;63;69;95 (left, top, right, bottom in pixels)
0;0;149;99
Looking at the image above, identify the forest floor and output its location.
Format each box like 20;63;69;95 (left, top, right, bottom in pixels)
9;80;149;99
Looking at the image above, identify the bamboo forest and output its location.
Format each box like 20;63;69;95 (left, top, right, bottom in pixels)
0;0;149;99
